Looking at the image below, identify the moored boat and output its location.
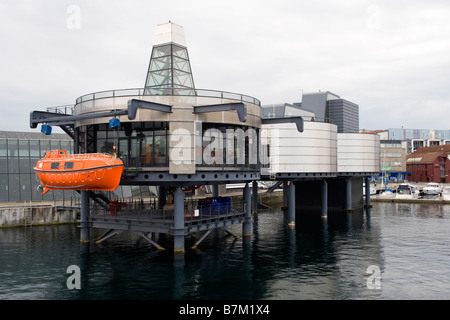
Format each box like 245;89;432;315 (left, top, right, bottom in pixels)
396;183;419;199
34;150;124;194
441;186;450;201
396;184;417;199
422;183;441;195
378;189;395;198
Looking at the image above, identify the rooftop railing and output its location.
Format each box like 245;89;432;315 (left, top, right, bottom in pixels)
46;104;75;115
74;87;261;106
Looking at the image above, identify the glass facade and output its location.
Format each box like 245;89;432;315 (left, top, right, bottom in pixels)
0;131;160;203
85;122;260;170
199;123;260;170
144;43;195;95
435;130;450;139
388;128;430;140
0;134;75;202
87;122;169;168
387;128;450;141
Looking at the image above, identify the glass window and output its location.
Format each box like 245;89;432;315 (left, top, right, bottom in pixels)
19;157;31;173
7;139;18;158
20;174;32;201
0;158;7;174
64;162;74;169
18;140;31;173
118;138;128;163
50;140;61;150
40;141;51;156
29;140;41;158
172;45;188;59
8;173;19;201
147;69;172;87
0;139;7;157
198;124;259;169
138;131;153;166
174;70;194;88
154;132;168;166
61;141;72;152
173;56;191;72
152;45;171;58
150;56;171;70
8;159;19;175
0;174;8;201
18;140;30;157
0;139;7;175
31;172;43;201
51;162;60;169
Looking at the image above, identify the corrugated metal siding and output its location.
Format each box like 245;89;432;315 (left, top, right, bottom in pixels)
328;99;359;133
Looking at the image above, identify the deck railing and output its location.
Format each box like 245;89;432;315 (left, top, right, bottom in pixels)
90;196;247;229
74;87;261;106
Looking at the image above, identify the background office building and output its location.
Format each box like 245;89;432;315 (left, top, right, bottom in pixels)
379;140;408;181
406;145;450;183
294;91;359;133
379;128;450;153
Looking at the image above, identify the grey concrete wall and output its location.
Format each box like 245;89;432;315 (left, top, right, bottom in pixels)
0;205;79;228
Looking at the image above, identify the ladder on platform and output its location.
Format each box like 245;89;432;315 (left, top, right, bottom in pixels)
24;203;32;228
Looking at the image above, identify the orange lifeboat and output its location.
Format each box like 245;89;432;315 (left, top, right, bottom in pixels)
34;150;124;194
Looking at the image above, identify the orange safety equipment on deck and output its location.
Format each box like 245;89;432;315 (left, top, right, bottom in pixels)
33;150;124;194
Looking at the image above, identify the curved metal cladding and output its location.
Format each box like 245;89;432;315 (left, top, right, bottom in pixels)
337;133;380;173
261;121;338;175
73;90;262;176
73;91;261;127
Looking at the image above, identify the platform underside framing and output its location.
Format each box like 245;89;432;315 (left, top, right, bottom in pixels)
90;210;246;235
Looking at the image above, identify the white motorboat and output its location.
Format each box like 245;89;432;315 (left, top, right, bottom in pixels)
441;186;450;201
396;184;417;199
397;183;419;198
422;183;441;195
378;189;395;198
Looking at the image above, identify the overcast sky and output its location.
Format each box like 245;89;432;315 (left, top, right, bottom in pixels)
1;0;449;133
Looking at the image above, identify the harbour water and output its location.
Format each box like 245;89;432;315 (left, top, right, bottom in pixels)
1;201;450;301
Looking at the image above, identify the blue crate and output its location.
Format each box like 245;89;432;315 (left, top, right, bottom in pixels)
197;197;231;215
109;118;121;129
41;124;52;135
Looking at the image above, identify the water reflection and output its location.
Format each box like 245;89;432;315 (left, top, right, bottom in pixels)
1;202;450;299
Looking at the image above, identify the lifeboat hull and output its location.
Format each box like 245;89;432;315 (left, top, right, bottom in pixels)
33;150;124;194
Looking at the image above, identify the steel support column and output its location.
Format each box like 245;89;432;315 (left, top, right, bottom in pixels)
346;178;352;211
173;186;185;253
242;183;252;237
288;181;295;227
365;177;371;208
80;190;90;243
212;184;219;198
283;181;288;208
252;180;258;214
158;186;166;209
322;179;328;218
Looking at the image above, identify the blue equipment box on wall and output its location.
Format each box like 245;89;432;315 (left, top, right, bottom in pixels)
41;124;52;135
